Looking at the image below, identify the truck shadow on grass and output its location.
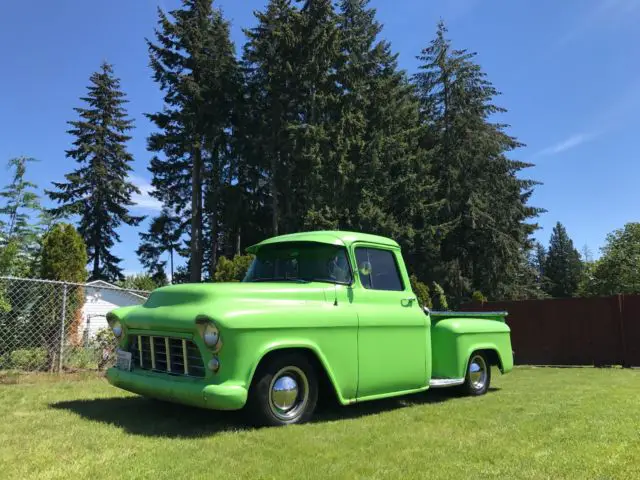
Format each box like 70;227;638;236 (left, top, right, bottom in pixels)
50;387;500;438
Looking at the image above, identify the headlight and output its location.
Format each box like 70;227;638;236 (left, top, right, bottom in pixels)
203;323;220;347
208;356;220;372
111;320;123;338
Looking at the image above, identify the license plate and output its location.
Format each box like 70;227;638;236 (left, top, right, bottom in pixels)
116;350;132;371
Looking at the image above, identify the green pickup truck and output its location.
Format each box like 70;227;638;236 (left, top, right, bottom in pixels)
106;231;513;426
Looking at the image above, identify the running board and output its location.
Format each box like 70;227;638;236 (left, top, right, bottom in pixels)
429;378;465;388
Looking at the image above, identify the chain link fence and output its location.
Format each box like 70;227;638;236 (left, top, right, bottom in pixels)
0;276;149;373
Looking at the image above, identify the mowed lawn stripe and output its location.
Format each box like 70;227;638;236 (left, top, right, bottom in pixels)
1;367;639;479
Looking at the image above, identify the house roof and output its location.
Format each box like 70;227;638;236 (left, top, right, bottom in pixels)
85;280;148;300
246;230;399;253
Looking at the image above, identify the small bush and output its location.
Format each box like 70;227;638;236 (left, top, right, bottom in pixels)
8;348;49;371
64;347;99;370
431;282;448;310
410;274;432;309
92;328;117;370
214;254;255;282
471;290;487;304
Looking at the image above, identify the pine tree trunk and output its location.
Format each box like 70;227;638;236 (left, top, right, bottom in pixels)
209;204;218;280
92;231;100;279
235;228;241;256
169;247;174;283
190;146;203;282
271;152;279;235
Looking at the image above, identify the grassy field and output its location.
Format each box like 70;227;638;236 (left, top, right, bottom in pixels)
1;367;639;479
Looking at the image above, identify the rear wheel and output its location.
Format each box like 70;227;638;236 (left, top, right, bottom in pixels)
247;353;318;427
462;352;491;396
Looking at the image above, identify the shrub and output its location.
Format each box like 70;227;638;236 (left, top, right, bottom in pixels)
92;327;117;370
471;290;487;304
64;347;98;370
214;254;254;282
410;274;432;309
8;347;49;371
431;282;448;310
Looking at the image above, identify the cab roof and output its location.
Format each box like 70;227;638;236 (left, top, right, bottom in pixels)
246;230;399;253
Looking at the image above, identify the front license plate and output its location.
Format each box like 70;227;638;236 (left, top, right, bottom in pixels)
116;350;132;371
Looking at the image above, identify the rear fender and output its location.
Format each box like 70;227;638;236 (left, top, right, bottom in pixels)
431;317;513;379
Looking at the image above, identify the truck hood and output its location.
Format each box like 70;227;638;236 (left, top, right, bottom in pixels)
116;281;331;332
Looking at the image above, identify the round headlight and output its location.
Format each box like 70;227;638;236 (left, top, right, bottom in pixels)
112;320;123;338
203;323;219;347
208;356;220;372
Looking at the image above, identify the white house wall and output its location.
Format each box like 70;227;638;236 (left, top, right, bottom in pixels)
80;288;146;342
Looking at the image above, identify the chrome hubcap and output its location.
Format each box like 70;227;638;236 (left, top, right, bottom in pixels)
268;366;309;421
469;355;487;390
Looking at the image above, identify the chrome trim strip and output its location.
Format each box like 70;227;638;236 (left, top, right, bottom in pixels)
150;336;156;370
430;311;508;317
137;336;143;367
165;337;171;373
429;378;465;388
182;339;188;375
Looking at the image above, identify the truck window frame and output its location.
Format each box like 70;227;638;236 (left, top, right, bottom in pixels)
353;246;405;292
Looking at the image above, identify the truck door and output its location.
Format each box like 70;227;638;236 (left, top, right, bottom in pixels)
353;245;429;399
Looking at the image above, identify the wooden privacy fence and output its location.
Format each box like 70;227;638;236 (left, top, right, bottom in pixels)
460;295;640;367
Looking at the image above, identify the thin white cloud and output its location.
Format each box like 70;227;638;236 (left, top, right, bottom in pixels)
130;175;163;211
536;132;598;157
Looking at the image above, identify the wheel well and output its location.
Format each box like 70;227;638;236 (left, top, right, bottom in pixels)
252;348;339;404
476;349;503;372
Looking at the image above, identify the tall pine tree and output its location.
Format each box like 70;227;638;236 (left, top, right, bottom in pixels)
413;21;543;303
136;208;182;281
47;62;142;281
544;222;582;297
242;0;303;236
147;0;241;282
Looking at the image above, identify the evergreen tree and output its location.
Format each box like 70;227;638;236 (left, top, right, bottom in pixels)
136;208;182;280
0;156;42;276
47;62;142;282
39;223;87;368
532;241;547;277
544;222;582;297
588;223;640;295
242;0;303;236
528;240;552;293
40;223;88;283
413;21;543;303
147;0;241;282
116;273;159;291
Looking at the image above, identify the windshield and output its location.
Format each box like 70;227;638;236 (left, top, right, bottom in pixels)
243;242;353;285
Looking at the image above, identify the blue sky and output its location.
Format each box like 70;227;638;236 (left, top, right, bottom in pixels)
1;0;639;274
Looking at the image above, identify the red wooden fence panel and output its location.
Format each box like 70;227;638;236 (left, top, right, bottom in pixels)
460;295;640;366
621;295;640;367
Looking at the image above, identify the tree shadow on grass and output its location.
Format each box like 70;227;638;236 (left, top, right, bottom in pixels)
50;387;501;438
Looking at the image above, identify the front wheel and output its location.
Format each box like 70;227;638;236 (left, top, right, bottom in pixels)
246;353;318;427
462;352;491;396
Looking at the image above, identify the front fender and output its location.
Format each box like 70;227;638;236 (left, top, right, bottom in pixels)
246;340;354;405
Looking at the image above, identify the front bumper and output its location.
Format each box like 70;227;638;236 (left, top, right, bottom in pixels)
105;367;248;411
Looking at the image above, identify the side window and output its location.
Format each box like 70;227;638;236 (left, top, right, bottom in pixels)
355;247;404;291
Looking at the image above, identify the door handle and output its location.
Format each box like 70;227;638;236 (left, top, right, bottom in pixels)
401;297;416;306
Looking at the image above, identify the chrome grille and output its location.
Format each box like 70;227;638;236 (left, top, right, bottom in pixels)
129;335;205;378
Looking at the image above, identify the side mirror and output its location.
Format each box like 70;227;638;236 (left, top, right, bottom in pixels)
423;306;430;315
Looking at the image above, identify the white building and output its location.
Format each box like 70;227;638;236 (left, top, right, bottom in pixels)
79;280;148;342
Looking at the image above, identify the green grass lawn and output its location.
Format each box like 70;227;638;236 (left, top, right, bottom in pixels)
1;367;639;479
